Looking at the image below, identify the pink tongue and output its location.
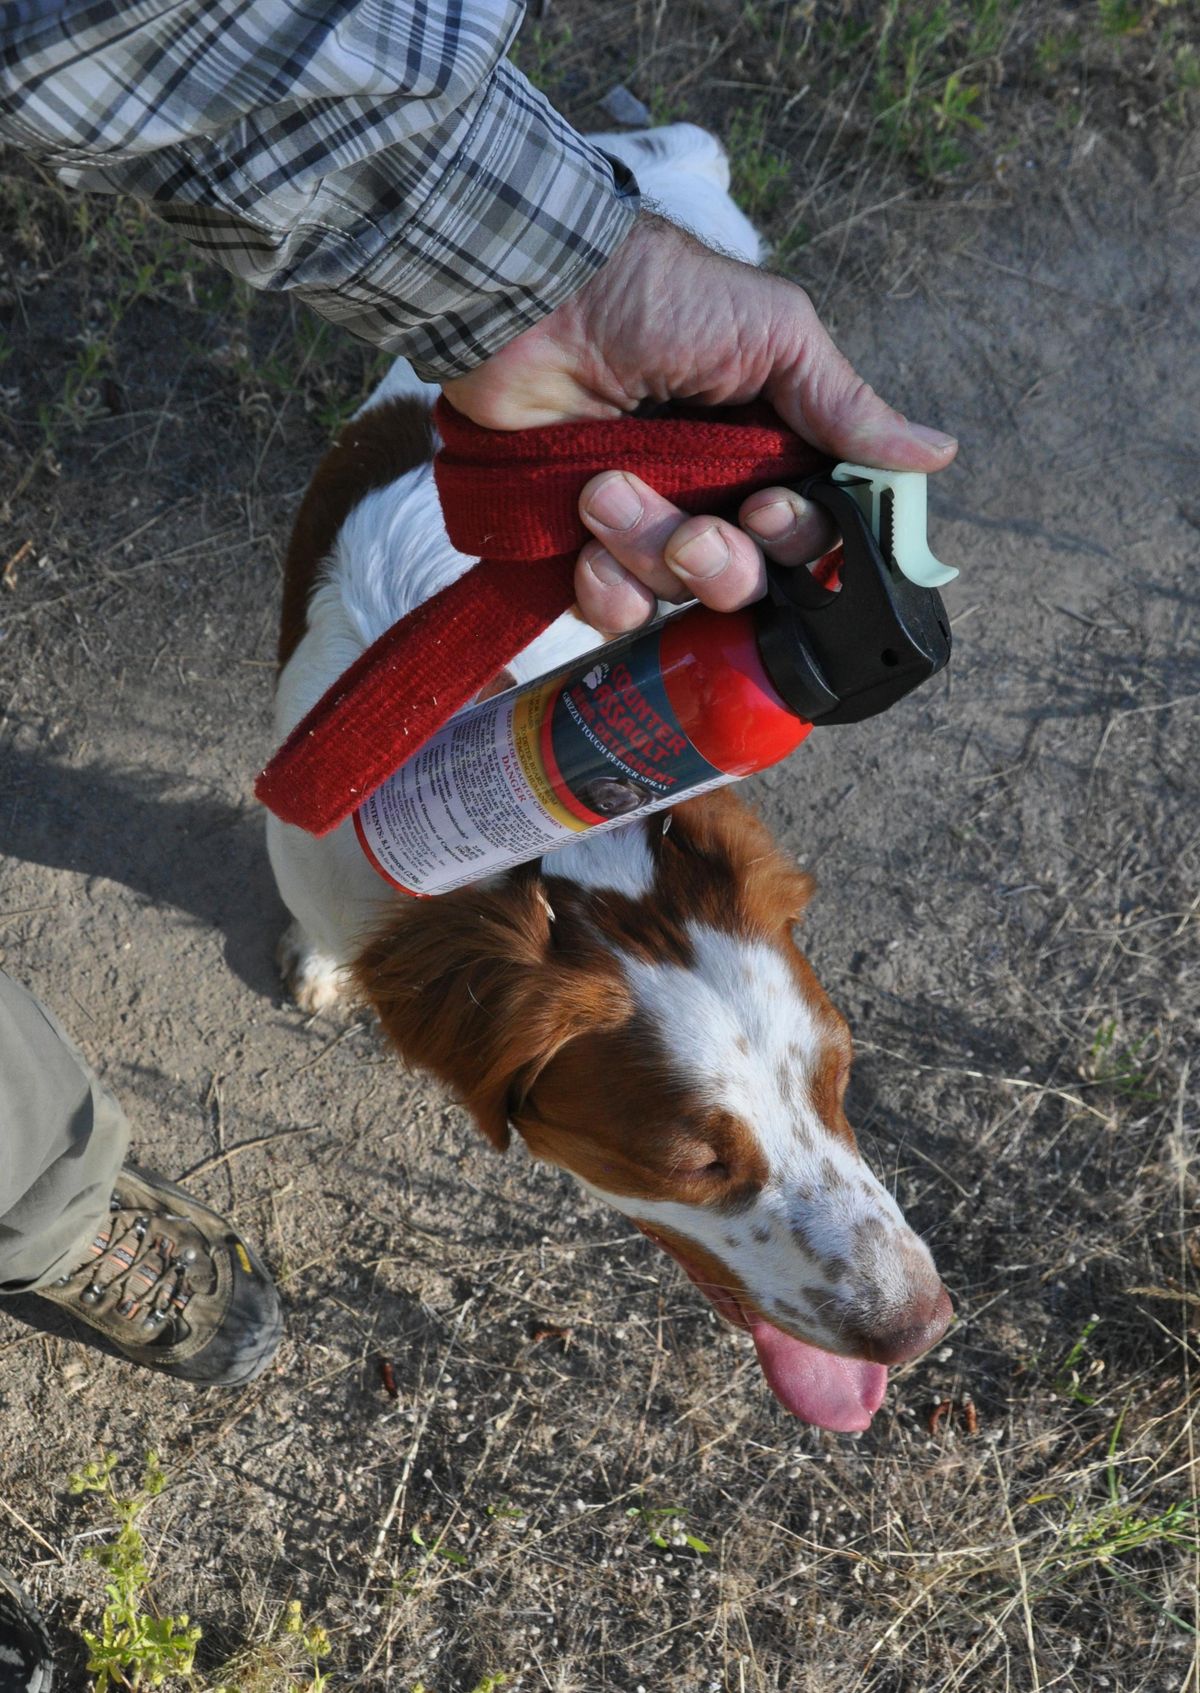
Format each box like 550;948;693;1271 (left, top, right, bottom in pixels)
750;1318;888;1431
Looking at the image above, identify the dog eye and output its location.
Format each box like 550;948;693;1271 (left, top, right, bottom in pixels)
695;1158;730;1180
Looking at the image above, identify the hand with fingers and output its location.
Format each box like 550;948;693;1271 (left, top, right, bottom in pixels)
442;213;957;635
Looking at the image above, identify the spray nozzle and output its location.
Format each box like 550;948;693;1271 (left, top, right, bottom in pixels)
755;464;956;726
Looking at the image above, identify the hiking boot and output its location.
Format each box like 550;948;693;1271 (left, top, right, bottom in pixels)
0;1566;53;1693
36;1167;282;1386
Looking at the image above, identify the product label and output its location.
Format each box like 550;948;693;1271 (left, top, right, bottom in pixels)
354;627;732;895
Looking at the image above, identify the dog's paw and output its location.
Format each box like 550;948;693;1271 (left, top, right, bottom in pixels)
277;921;356;1015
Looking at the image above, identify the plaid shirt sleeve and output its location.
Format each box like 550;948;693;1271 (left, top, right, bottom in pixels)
0;1;640;378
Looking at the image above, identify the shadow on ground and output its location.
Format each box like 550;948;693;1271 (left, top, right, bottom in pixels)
0;741;283;998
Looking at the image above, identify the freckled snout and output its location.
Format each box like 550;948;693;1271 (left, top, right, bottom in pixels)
847;1279;953;1367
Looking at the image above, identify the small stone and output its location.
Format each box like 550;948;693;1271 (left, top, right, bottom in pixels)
600;85;652;126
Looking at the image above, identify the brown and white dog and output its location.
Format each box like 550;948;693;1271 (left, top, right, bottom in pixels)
266;125;951;1431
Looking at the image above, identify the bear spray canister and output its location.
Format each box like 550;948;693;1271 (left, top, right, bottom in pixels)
354;463;958;897
354;602;806;895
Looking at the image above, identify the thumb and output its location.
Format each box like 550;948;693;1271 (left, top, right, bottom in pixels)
765;312;957;472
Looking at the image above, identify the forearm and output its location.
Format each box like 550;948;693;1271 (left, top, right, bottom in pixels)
0;0;639;377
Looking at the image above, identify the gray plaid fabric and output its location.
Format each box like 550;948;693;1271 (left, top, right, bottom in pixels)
0;1;640;377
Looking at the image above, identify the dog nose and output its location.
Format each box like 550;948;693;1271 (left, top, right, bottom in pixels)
850;1281;953;1366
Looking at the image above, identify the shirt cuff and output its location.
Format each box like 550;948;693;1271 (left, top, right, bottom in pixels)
287;60;641;379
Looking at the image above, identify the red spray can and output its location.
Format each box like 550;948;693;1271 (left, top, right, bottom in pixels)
354;464;956;897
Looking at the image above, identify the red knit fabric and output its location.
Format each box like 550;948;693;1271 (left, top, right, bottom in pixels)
255;398;826;835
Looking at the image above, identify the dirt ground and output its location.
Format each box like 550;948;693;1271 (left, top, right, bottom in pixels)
1;18;1197;1693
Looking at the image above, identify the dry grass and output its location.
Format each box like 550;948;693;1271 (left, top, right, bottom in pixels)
514;0;1198;292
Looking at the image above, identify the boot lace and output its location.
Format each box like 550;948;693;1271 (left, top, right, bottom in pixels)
58;1200;198;1333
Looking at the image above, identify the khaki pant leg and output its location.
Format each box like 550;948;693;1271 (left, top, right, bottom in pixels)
0;971;129;1290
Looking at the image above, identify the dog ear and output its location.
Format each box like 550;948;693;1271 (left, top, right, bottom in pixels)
666;788;816;925
354;876;625;1152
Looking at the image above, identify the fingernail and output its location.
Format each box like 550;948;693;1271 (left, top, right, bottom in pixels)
668;525;729;581
582;545;627;588
905;423;957;451
585;473;643;531
743;499;799;544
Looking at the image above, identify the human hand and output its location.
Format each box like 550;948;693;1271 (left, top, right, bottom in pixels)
442;213;957;634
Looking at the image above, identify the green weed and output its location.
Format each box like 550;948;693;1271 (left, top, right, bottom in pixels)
1035;27;1083;73
483;1501;526;1522
1174;42;1200;90
1058;1495;1198;1573
647;87;688;126
394;1522;473;1596
1099;0;1145;37
931;69;985;140
69;1452;201;1692
870;0;1004;176
410;1676;509;1693
410;1525;468;1567
1087;1020;1163;1102
509;21;573;99
678;0;1192;206
1;168;382;459
69;1453;333;1691
1052;1313;1102;1405
725;101;793;222
209;1600;331;1693
1030;1410;1199;1625
626;1504;712;1554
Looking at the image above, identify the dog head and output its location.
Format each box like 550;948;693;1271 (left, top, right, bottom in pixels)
356;789;950;1429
